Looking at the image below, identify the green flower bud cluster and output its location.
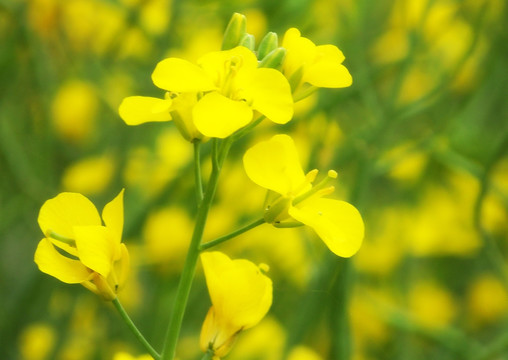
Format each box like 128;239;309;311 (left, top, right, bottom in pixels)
221;13;286;70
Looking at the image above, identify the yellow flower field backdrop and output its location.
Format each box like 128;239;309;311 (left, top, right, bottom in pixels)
1;0;507;359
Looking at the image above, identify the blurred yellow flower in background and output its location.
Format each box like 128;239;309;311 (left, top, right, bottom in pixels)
18;323;56;360
62;155;115;196
34;190;129;300
51;80;98;143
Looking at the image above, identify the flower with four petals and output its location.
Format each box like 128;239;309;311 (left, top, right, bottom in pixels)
243;134;364;257
119;46;294;139
34;190;129;300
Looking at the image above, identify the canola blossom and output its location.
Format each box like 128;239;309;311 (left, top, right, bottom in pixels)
200;251;272;358
282;28;353;91
243;134;364;257
34;190;129;301
120;46;293;139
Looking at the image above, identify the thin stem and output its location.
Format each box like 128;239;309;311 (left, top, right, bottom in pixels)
231;114;265;141
193;140;204;205
161;138;232;360
199;217;265;251
112;298;161;360
201;349;215;360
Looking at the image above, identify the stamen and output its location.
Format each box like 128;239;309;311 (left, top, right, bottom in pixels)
292;169;319;196
293;169;338;205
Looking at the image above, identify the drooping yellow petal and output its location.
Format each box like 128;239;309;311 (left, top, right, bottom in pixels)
304;62;352;88
243;134;306;195
288;198;364;257
118;96;172;125
38;192;101;246
193;92;252;138
102;189;124;250
74;225;115;277
201;251;272;334
34;238;92;284
245;68;293;124
151;58;217;92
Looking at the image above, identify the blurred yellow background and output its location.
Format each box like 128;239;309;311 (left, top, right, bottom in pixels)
1;0;507;359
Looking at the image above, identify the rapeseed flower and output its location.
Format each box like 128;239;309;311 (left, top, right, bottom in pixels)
120;46;293;139
281;28;352;93
200;251;272;358
243;134;363;257
34;190;129;301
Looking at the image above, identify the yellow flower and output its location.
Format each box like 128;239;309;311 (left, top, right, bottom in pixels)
120;46;293;139
282;28;352;92
34;190;129;301
243;134;364;257
200;251;272;358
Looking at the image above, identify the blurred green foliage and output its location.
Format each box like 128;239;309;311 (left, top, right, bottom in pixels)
1;0;508;359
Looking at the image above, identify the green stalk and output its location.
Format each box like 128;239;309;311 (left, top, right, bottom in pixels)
161;139;232;360
199;217;265;251
200;349;215;360
193;140;204;204
112;298;160;360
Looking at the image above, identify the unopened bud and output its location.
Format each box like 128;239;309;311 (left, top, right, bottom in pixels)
239;33;256;51
222;13;247;50
258;47;286;69
257;32;278;60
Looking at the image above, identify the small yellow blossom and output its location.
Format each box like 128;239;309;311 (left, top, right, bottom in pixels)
243;134;364;257
200;251;272;358
34;190;129;301
282;28;352;92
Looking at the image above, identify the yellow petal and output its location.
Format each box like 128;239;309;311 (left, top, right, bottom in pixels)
282;28;317;77
34;238;92;284
102;189;124;250
245;68;293;124
243;134;306;195
288;198;364;257
304;62;352;88
201;251;272;335
198;46;258;85
38;193;101;256
74;225;114;277
119;96;172;125
315;44;345;63
151;58;216;92
193;92;252;138
114;243;130;292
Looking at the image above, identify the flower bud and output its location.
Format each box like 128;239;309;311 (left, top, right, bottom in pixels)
239;33;256;51
222;13;247;50
257;32;278;60
258;47;286;69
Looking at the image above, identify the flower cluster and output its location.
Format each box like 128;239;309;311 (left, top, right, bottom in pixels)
34;12;361;360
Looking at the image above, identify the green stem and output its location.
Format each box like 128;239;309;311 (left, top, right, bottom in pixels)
201;349;215;360
112;298;160;360
199;217;265;251
161;139;232;360
193;140;204;204
231;114;265;141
